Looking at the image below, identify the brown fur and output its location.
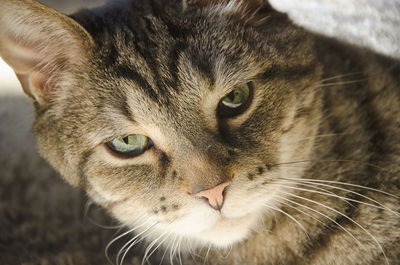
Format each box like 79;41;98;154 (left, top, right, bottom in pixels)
1;0;399;264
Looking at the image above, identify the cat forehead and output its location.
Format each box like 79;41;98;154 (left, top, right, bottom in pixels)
81;12;266;104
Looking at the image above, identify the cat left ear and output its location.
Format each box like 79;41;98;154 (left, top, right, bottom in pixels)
0;0;94;105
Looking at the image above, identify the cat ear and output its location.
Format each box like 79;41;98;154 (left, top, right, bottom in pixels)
0;0;93;105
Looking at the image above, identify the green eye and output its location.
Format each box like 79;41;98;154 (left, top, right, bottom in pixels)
218;83;252;118
107;135;152;157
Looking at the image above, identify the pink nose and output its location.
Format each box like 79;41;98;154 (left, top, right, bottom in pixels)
193;182;230;211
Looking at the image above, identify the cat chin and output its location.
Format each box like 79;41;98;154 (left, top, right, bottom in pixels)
190;211;261;248
142;209;261;250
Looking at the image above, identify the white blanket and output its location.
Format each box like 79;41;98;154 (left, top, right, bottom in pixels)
269;0;400;59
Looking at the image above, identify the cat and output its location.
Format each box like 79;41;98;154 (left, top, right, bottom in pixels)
1;0;400;264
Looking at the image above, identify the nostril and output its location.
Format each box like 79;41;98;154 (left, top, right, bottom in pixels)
193;181;230;211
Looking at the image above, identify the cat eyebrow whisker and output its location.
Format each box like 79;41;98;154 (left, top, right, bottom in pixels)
264;203;311;239
318;72;364;83
314;78;369;88
277;191;389;265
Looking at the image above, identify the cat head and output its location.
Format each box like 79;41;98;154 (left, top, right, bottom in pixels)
0;0;322;248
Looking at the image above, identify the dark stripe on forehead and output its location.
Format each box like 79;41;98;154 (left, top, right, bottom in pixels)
261;63;317;81
188;52;216;86
114;64;160;103
165;41;187;92
125;17;171;99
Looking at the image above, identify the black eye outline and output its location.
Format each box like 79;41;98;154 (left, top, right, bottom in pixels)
217;82;254;118
106;135;153;158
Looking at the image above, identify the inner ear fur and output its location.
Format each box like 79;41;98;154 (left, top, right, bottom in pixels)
0;0;94;105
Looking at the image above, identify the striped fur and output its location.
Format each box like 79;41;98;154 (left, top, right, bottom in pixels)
1;0;399;264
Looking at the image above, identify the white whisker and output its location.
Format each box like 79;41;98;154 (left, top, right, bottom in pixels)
118;222;158;265
169;234;179;265
105;224;145;265
294;180;400;218
84;200;123;230
202;243;212;265
264;203;310;238
278;191;389;265
287;178;400;199
272;159;387;172
142;230;169;265
279;181;355;207
158;233;174;265
278;200;326;227
316;78;368;88
318;72;364;83
178;235;183;265
275;195;364;248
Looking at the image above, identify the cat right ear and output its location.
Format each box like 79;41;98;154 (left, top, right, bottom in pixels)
0;0;93;105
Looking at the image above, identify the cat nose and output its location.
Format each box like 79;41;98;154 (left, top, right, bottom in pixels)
193;182;230;211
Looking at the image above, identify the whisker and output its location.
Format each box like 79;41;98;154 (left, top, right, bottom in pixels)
202;243;212;265
278;200;327;228
318;72;364;83
274;182;382;210
142;230;169;265
315;78;369;88
217;244;233;259
172;235;181;265
286;178;400;199
271;159;388;172
169;234;179;265
284;181;355;207
84;200;123;230
278;191;389;265
294;180;400;218
275;195;364;249
158;234;171;265
178;235;183;265
118;222;158;265
264;203;310;239
106;223;148;265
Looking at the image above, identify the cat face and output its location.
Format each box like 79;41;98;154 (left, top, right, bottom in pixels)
1;0;322;248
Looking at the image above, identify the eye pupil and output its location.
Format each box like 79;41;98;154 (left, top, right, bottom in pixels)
227;91;236;102
107;134;152;158
218;83;252;118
